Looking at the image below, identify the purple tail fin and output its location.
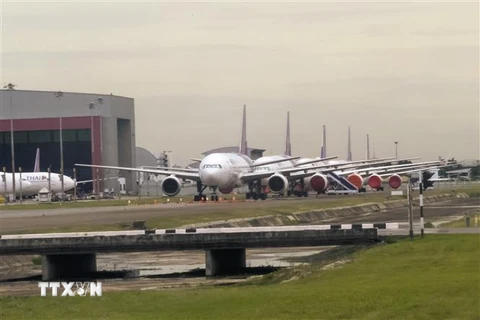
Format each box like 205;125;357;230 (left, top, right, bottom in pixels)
321;125;326;158
347;126;352;161
239;105;248;156
33;148;40;172
285;111;292;156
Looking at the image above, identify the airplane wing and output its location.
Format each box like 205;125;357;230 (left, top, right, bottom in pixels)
76;176;120;184
75;164;202;181
337;161;442;176
239;161;339;182
251;156;301;167
292;156;338;167
377;166;442;177
140;166;198;173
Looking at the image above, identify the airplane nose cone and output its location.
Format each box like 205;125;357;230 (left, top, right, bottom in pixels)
200;170;221;187
64;177;75;191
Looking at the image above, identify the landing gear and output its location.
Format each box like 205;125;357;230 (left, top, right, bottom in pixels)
246;181;268;200
194;181;208;202
289;179;308;197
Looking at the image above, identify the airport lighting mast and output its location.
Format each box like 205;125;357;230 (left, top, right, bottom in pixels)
54;91;65;199
3;83;17;202
394;141;399;159
88;97;104;197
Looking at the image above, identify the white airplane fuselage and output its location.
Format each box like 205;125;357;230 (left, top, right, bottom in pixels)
0;174;33;196
2;172;76;196
198;153;254;192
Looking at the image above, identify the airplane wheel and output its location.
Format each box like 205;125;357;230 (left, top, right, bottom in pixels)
246;192;251;200
303;191;308;197
194;195;200;201
215;195;219;201
287;191;292;196
252;193;259;200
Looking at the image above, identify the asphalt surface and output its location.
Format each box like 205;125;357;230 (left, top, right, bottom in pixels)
0;193;382;233
0;195;478;234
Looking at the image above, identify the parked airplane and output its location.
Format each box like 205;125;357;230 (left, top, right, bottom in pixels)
337;160;449;191
0;173;34;197
76;105;319;201
267;112;422;196
1;172;76;197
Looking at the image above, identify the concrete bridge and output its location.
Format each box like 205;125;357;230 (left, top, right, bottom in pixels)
0;225;389;280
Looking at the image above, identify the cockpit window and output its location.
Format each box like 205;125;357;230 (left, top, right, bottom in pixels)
202;164;222;169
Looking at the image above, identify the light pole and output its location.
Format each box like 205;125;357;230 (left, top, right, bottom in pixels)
54;91;65;199
394;141;399;159
3;83;16;202
88;97;104;198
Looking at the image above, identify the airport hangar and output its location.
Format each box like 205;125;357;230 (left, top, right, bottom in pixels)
0;89;136;193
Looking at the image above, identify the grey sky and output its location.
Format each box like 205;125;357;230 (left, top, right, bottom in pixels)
2;1;479;166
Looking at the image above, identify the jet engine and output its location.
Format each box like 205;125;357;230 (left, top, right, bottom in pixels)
267;174;289;194
367;174;383;190
161;175;182;196
347;173;364;189
305;173;328;192
388;174;402;189
219;187;233;194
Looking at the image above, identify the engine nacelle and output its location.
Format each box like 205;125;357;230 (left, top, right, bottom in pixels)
367;174;383;190
388;174;402;189
347;173;364;189
305;173;328;192
161;175;182;196
219;187;233;194
267;174;289;194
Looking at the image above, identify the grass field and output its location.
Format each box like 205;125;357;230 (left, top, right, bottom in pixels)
0;196;190;211
14;193;404;235
438;213;480;228
1;185;478;212
1;234;479;319
9;187;479;235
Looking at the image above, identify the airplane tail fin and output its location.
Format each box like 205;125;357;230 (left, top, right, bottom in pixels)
33;148;40;172
347;126;352;161
429;169;440;180
285;111;292;156
366;134;371;160
239;105;248;156
321;125;326;158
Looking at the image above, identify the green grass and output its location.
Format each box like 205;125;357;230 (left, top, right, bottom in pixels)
7;188;479;235
1;186;478;211
1;234;479;319
438;214;480;228
0;196;194;211
14;223;130;235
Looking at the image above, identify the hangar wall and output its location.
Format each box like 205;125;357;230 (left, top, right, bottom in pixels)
0;89;137;193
